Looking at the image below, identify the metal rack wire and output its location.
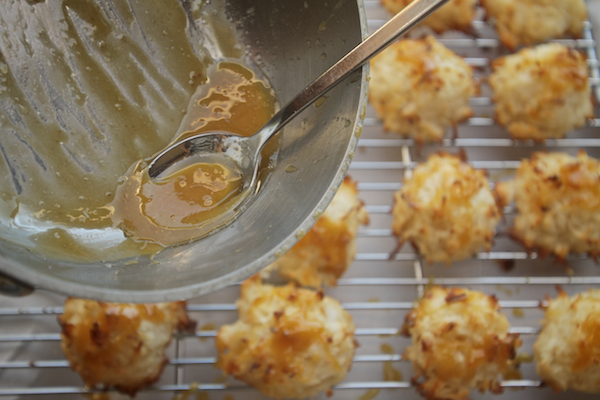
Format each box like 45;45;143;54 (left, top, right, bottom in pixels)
1;1;600;399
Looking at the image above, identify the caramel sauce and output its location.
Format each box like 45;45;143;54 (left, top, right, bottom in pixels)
429;336;512;381
431;341;485;381
140;162;242;228
380;343;394;355
107;62;277;247
171;383;209;400
216;281;347;384
268;290;340;379
383;361;403;382
502;366;522;381
560;161;600;210
573;312;600;372
199;323;217;331
512;308;525;318
198;323;217;342
270;315;325;372
379;344;403;381
514;352;534;364
212;374;229;384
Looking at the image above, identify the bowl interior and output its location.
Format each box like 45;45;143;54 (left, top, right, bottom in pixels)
0;0;368;302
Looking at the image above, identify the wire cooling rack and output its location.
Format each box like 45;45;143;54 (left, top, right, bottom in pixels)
2;1;600;399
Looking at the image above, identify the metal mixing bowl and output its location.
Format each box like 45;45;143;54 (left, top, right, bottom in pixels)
0;0;368;301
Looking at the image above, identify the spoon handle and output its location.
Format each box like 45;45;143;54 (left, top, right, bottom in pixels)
254;0;450;148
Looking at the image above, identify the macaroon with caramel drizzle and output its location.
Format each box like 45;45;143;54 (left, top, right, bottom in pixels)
215;275;356;399
496;151;600;259
402;286;521;400
110;62;278;247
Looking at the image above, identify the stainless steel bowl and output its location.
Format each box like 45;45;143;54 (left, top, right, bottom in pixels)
0;0;368;301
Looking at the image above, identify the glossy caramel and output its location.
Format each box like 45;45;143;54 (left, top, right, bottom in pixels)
271;315;326;366
139;162;242;229
110;62;276;247
573;312;600;372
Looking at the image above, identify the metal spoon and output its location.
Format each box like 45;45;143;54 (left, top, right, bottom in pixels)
148;0;448;199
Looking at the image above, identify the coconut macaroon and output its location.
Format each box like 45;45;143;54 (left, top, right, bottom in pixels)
534;288;600;393
265;176;368;288
496;151;600;259
402;286;521;400
369;35;477;144
380;0;477;34
489;43;592;141
480;0;587;50
59;299;195;396
392;153;501;264
215;275;356;399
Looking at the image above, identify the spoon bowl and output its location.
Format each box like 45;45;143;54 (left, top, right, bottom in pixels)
147;131;264;239
149;132;256;189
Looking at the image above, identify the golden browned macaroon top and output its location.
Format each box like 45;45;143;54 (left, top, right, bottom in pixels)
392;152;501;264
481;0;588;50
215;275;356;399
489;43;592;141
369;36;477;143
402;286;521;400
59;299;193;396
